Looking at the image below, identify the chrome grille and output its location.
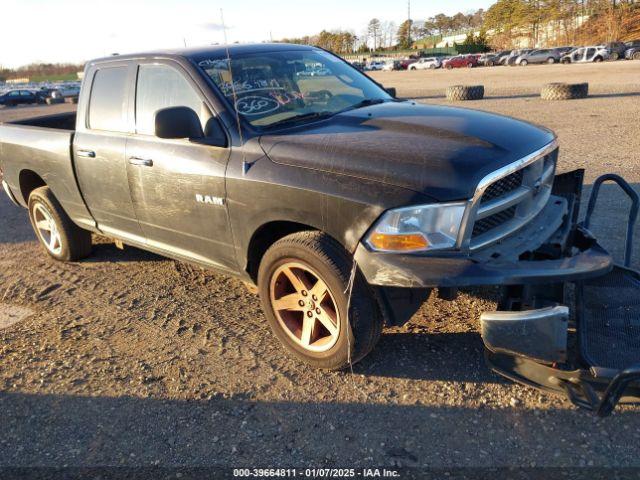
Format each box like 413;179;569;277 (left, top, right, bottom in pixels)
480;170;524;204
472;206;517;237
464;142;559;251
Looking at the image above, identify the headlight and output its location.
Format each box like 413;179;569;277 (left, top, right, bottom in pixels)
365;203;467;253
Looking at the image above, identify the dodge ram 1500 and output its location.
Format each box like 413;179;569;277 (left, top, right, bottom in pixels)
1;44;638;415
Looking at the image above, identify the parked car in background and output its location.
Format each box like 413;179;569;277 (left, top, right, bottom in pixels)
408;57;441;70
624;41;640;60
604;41;629;60
516;48;559;65
0;89;40;107
443;55;478;69
479;50;510;66
381;61;395;71
398;58;418;70
504;49;534;66
366;61;386;71
561;46;609;63
34;88;56;103
552;46;575;57
56;84;81;98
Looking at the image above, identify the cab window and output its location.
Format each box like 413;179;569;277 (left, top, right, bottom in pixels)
88;66;129;133
135;64;211;136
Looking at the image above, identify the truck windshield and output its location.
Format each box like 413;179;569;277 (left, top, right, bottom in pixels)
196;49;391;129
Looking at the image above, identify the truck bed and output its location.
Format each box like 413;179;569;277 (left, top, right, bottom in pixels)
0;111;95;229
10;111;77;131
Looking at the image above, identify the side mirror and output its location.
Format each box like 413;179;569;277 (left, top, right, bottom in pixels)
155;106;204;140
385;87;397;98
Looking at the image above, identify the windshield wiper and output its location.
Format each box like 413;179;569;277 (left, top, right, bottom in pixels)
266;111;335;129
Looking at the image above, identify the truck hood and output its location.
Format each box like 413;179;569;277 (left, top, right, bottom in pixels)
259;102;556;202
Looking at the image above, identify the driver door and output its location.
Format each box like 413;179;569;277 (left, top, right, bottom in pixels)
125;60;236;271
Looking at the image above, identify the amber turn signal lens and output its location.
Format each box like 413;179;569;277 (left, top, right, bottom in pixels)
368;233;429;251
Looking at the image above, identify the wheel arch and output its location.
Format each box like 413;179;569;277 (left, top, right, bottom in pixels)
245;221;347;283
19;169;47;204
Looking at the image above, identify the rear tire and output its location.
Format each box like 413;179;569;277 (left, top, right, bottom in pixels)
547;57;555;64
28;186;92;262
634;52;640;61
610;52;619;61
257;231;383;370
520;60;528;66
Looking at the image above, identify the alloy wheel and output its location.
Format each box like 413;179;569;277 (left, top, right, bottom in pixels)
33;203;62;255
269;262;340;353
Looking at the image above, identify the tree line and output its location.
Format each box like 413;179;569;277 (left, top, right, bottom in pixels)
485;0;639;47
279;9;487;54
279;0;638;54
0;62;83;82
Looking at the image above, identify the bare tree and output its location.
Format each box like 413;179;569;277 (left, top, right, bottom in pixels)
367;18;382;50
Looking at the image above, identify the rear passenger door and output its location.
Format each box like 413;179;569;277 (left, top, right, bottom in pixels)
125;60;236;271
73;62;145;242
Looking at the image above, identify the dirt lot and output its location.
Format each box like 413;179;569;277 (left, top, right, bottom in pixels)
1;61;639;473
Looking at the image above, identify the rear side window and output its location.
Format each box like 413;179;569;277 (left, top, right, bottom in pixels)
135;64;210;136
88;67;129;133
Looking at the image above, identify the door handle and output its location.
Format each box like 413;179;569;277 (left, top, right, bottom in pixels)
76;149;96;158
128;157;153;167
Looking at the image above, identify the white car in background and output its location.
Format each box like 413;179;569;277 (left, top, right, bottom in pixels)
366;61;386;71
561;46;610;63
382;61;396;71
408;57;442;70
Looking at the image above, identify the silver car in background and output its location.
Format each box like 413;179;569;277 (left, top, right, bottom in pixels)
516;47;573;65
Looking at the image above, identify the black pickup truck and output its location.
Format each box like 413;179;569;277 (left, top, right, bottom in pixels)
1;44;638;415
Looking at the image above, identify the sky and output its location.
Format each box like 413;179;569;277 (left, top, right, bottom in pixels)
1;0;493;68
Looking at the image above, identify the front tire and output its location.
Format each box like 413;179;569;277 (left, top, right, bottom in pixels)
28;186;92;261
257;231;383;370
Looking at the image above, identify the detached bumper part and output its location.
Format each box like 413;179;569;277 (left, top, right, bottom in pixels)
481;173;640;416
481;306;569;364
483;266;640;417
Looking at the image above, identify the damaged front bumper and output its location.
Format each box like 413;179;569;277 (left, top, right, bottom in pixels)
355;170;613;289
355;226;613;288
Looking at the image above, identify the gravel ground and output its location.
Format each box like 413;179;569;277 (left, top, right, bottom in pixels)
0;61;639;472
